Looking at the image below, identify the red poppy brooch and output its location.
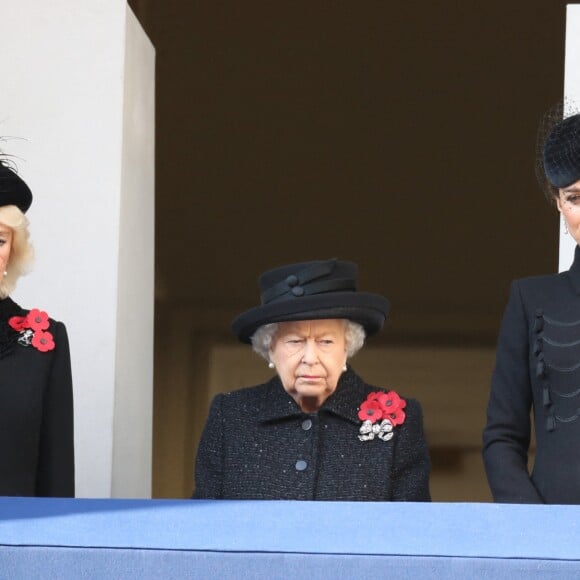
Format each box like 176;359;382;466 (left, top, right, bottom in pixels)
8;309;55;352
358;391;406;441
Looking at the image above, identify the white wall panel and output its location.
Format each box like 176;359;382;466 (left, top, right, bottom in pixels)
112;7;155;498
559;4;580;271
0;1;155;497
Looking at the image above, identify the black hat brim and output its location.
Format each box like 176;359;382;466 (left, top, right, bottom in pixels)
232;292;390;344
0;165;33;213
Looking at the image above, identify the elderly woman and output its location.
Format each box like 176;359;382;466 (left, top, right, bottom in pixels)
0;160;74;497
483;111;580;504
193;259;430;501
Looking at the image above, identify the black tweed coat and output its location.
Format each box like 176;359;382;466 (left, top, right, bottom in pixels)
0;297;74;497
483;244;580;504
193;367;431;501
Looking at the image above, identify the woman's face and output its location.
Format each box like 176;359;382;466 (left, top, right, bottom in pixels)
0;224;13;275
269;319;348;412
557;179;580;244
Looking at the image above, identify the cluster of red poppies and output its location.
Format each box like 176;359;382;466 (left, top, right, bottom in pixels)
9;308;55;352
358;390;406;426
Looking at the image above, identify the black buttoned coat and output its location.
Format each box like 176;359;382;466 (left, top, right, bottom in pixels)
0;297;74;497
193;367;431;501
483;245;580;504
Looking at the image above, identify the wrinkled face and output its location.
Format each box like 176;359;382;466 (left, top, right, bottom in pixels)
0;225;13;275
269;319;348;412
557;179;580;245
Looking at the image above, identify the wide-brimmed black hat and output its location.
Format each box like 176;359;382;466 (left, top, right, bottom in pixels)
231;259;390;343
0;161;33;213
542;112;580;190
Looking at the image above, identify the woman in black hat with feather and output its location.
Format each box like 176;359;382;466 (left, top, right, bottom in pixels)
0;160;74;497
483;111;580;504
193;259;430;501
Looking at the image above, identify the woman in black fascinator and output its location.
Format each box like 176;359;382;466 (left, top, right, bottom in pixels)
193;258;430;501
0;158;74;497
483;109;580;504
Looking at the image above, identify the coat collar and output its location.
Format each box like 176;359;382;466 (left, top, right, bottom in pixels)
568;244;580;294
0;296;22;319
258;367;370;426
0;297;24;359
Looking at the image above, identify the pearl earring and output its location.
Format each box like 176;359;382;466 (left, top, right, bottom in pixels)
268;361;275;369
563;217;569;235
342;364;347;372
2;271;6;277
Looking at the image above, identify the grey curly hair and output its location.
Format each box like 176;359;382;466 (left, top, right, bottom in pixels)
251;319;366;361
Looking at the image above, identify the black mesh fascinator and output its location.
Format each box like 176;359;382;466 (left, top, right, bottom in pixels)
536;101;580;202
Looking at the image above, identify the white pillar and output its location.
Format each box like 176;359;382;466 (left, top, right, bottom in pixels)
559;4;580;271
0;1;155;498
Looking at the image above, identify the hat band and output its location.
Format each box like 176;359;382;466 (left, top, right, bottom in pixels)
262;277;356;304
260;260;336;303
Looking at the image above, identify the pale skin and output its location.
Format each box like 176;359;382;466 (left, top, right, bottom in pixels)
557;179;580;244
268;319;348;413
0;224;13;277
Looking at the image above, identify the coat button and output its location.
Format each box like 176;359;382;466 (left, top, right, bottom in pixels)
301;419;312;431
295;460;308;471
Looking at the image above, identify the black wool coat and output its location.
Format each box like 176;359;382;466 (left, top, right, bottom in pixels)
0;297;74;497
483;244;580;504
193;367;431;501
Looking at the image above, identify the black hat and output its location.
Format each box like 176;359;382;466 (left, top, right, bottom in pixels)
542;113;580;189
231;259;390;343
0;161;33;213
